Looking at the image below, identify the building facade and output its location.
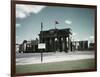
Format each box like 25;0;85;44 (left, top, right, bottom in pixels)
39;28;72;52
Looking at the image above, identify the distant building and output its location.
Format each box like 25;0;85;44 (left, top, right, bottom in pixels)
89;42;94;50
71;40;88;51
16;44;19;53
19;39;39;53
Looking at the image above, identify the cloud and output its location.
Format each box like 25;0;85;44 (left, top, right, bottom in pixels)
72;32;77;36
71;32;78;41
16;24;21;27
16;11;26;18
16;4;46;19
89;36;94;39
65;20;72;25
89;36;94;43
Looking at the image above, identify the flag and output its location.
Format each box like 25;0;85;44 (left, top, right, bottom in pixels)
55;21;59;24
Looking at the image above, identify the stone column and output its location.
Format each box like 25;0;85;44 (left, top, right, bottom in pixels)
45;38;49;52
48;38;51;51
68;37;71;52
64;37;67;52
54;37;57;52
75;41;77;51
58;37;62;52
51;37;55;51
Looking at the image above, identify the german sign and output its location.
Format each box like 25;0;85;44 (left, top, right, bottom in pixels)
38;43;46;49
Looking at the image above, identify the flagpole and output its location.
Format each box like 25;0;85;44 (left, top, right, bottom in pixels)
41;22;43;62
55;23;56;29
55;21;59;29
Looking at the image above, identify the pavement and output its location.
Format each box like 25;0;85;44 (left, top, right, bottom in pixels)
16;51;95;65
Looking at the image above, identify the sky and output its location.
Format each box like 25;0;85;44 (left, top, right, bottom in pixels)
16;4;95;44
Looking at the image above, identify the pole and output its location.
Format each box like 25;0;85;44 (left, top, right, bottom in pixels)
55;23;56;29
41;50;43;62
55;21;59;29
41;22;43;62
41;22;43;31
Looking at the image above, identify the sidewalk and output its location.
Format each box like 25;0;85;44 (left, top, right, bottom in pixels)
16;51;94;65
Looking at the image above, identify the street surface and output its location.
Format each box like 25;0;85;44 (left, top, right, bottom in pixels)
16;51;94;65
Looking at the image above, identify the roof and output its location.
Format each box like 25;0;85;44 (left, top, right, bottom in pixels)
39;28;72;38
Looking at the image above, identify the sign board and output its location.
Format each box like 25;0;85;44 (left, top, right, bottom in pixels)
38;43;46;49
